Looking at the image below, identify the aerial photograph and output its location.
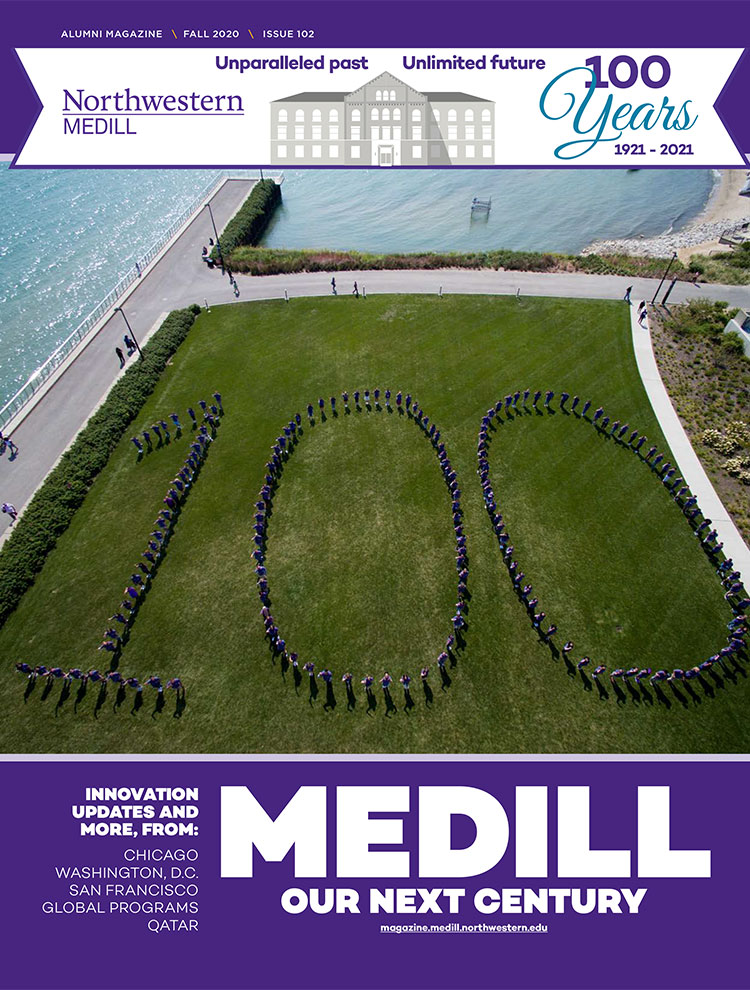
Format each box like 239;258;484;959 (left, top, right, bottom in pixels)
0;158;748;755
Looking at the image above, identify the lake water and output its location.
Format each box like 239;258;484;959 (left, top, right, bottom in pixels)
0;165;715;410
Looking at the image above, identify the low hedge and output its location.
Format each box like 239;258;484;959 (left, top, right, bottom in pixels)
226;244;706;282
0;304;201;627
212;179;282;262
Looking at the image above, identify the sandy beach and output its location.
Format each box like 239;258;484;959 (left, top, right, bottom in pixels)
583;168;750;261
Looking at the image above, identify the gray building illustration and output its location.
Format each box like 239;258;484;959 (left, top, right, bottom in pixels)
270;71;495;166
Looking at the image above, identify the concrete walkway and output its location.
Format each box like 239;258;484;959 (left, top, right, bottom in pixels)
0;176;255;539
631;303;750;587
1;243;749;544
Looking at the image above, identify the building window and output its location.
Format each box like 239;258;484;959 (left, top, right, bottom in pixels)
312;145;322;158
329;125;339;140
483;145;492;158
295;125;304;140
448;145;458;158
295;145;304;158
382;108;390;121
329;110;338;123
466;144;475;158
412;108;422;122
412;126;422;140
430;125;440;139
376;90;382;101
351;126;360;140
482;125;492;140
412;146;422;159
390;90;396;100
277;145;287;158
371;126;379;140
393;126;401;140
433;109;440;122
448;109;457;123
482;108;491;122
351;108;361;122
430;144;441;158
465;109;474;122
351;145;361;159
382;126;391;140
295;109;305;122
312;125;322;140
278;109;288;123
465;126;475;140
393;108;401;121
448;125;457;140
312;108;321;123
277;126;287;140
371;108;379;121
330;145;339;158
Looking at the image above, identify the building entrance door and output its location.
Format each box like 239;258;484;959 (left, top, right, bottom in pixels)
378;145;394;166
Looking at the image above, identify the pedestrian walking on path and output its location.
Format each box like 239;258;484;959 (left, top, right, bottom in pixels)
2;502;17;523
115;346;125;368
353;281;359;298
624;285;633;304
331;277;337;295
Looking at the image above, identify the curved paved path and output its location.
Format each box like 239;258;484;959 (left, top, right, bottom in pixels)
1;228;749;554
632;303;750;587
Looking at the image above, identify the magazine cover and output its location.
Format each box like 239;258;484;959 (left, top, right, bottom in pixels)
0;1;749;987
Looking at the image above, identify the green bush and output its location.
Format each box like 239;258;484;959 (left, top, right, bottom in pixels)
212;180;281;263
663;299;731;339
0;304;201;627
722;330;747;356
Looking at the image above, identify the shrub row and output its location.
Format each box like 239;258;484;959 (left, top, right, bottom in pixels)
213;180;282;262
226;243;709;282
0;304;201;627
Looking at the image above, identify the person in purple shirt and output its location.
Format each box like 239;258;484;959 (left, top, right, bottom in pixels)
361;675;374;692
145;675;163;693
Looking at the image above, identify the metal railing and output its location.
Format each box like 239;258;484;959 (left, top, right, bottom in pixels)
0;169;267;432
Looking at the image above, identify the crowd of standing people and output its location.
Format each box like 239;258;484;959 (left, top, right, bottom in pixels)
477;388;748;691
255;388;468;705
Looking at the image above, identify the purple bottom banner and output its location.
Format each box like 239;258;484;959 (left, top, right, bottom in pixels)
0;758;745;990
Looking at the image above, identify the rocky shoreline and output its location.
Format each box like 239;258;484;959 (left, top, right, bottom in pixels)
582;215;750;258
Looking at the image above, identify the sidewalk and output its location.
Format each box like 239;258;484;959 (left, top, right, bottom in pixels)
0;176;255;538
631;302;750;586
1;258;749;539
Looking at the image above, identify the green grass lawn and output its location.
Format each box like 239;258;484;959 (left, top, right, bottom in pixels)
0;293;746;754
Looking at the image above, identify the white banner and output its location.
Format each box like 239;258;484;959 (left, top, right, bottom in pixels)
15;47;745;166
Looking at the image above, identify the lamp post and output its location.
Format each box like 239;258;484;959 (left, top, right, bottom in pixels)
205;202;224;272
651;251;678;305
114;306;143;361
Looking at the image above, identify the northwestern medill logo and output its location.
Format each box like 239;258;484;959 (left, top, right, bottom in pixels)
270;71;495;167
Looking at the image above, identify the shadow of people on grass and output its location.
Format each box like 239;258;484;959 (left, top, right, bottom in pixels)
422;680;433;706
74;682;87;713
383;688;397;716
24;678;36;703
440;668;452;691
152;692;166;718
174;691;187;718
55;682;71;715
324;683;336;712
113;684;127;712
131;692;143;716
94;683;107;719
345;681;356;711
